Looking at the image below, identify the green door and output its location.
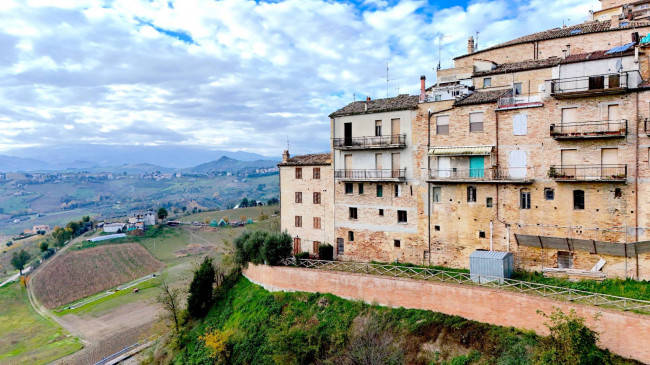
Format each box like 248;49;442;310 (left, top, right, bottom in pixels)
469;156;484;178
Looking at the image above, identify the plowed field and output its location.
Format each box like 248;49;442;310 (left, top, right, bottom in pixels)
32;244;164;308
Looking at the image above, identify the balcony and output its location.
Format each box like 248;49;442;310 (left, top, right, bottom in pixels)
335;169;406;182
333;135;406;150
549;73;630;99
550;120;627;139
497;95;543;110
428;167;534;184
645;119;650;136
549;165;627;182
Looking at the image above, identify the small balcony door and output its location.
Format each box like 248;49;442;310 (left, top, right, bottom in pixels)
469;156;484;178
391;118;400;144
561;149;578;178
509;150;527;179
344;122;352;146
607;104;620;132
438;156;451;178
391;153;400;178
344;154;352;178
561;108;577;133
601;148;618;178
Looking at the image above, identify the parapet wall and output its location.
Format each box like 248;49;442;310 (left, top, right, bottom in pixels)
244;264;650;363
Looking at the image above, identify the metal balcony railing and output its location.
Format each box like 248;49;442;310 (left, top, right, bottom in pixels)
549;164;627;181
335;169;406;181
550;119;627;139
550;72;629;96
333;134;406;150
428;167;534;182
497;94;542;109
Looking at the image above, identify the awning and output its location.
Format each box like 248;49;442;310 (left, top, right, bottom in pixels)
428;146;493;156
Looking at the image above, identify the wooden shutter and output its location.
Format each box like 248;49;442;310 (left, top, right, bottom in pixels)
313;241;320;254
293;238;301;255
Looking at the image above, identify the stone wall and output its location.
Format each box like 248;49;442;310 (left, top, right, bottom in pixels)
244;264;650;364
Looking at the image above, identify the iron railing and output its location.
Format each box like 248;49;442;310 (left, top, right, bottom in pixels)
550;120;627;139
333;134;406;149
428;167;534;181
497;94;542;108
550;72;629;95
281;258;650;314
549;164;627;181
334;169;406;181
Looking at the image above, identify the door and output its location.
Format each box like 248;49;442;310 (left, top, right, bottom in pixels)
561;149;578;178
509;151;527;179
601;148;619;178
607;104;620;132
561;108;577;134
293;238;301;255
375;153;383;170
344;123;352;146
337;238;344;255
391;118;400;144
437;156;451;178
344;154;353;178
469;156;484;178
391;153;400;178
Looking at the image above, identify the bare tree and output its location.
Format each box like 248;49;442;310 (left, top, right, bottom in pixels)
157;282;182;333
340;314;404;365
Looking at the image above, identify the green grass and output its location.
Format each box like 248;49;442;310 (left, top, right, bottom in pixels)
0;282;82;365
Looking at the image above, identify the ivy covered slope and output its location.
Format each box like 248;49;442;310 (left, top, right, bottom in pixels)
173;276;637;365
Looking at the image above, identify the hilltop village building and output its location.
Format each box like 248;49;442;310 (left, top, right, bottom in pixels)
280;0;650;280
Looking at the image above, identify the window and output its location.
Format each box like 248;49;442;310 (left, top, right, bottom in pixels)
394;184;401;198
513;82;522;95
313;168;320;179
313;192;321;204
469;112;483;132
358;183;364;195
479;231;486;238
295;216;302;227
345;183;353;194
377;184;383;197
295;167;302;179
573;190;585;210
349;207;358;220
615;188;622;198
513;114;527;135
436;115;449;134
397;210;407;223
313;217;321;229
394;239;401;248
557;251;573;269
378;209;384;216
544;188;555;201
432;187;441;203
435;225;441;231
486;197;493;207
295;192;302;203
434;94;442;101
348;231;354;241
467;186;477;203
520;189;531;209
483;78;491;88
313;241;320;254
375;120;382;136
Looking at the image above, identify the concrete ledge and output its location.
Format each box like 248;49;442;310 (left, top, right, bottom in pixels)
244;264;650;364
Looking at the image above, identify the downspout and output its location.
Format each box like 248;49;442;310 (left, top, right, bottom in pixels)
427;109;432;266
635;90;640;279
332;117;337;259
494;108;508;248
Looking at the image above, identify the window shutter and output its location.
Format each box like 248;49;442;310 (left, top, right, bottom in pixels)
513;114;527;135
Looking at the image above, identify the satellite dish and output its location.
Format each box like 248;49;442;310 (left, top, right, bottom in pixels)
615;59;623;72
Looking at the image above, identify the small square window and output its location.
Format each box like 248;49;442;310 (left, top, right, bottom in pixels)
615;188;622;198
378;209;384;216
377;184;383;197
349;207;358;220
394;239;401;248
358;183;364;195
345;183;353;194
479;231;486;238
397;210;407;223
348;231;354;241
486;197;493;207
544;188;555;201
435;225;441;231
483;78;491;87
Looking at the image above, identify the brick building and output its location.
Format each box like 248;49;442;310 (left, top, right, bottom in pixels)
280;0;650;279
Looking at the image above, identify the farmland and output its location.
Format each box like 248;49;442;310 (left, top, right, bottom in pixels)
32;243;165;308
0;282;81;365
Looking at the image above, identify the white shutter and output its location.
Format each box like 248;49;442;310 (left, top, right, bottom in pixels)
509;150;527;178
438;157;451;178
513;114;527;135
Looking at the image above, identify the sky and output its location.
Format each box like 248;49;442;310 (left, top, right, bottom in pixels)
0;0;599;157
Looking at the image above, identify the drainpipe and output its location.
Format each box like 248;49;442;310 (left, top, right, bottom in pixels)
332;117;337;260
427;109;432;266
635;90;640;279
490;220;494;251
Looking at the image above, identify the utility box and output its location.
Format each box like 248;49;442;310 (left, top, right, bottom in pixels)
469;250;514;283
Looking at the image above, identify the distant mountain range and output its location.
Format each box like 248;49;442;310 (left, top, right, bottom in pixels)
0;144;279;172
181;156;278;175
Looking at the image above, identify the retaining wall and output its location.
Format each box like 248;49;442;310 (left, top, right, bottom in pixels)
244;264;650;363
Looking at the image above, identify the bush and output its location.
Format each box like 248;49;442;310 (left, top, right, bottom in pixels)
295;252;310;262
41;248;55;260
261;232;293;266
233;231;293;267
319;244;334;261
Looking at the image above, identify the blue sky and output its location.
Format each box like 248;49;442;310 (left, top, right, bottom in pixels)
0;0;598;156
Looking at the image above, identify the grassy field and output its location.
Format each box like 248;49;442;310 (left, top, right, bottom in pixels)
0;282;82;365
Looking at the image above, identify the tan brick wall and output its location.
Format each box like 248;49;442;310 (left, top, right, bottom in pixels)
244;264;650;364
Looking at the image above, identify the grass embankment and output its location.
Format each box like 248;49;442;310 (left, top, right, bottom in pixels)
172;277;638;365
0;282;82;365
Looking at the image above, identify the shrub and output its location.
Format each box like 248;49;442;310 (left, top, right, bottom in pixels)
295;252;310;262
39;242;49;252
261;232;292;266
319;244;334;261
233;231;293;267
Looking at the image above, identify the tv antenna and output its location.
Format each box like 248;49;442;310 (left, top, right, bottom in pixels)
475;31;480;52
437;34;451;70
286;136;290;151
385;61;394;98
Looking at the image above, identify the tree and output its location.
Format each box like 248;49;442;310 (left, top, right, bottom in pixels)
39;242;49;252
52;227;71;247
261;232;293;266
187;257;216;318
240;197;249;208
11;249;31;275
157;282;182;333
157;207;169;221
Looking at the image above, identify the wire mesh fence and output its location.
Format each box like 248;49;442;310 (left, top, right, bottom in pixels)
280;258;650;314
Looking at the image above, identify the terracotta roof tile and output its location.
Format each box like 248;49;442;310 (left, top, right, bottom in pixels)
454;89;512;106
278;153;331;166
329;94;419;118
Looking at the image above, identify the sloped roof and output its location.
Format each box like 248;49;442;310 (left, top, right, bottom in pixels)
454;89;511;106
278;153;331;166
329;94;419;118
455;20;650;60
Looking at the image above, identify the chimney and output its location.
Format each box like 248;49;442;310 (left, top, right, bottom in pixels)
611;14;620;28
366;96;371;101
566;44;571;57
467;36;475;54
282;150;290;163
632;31;640;44
420;75;426;102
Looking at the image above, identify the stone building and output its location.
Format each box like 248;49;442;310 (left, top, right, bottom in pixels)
278;151;334;255
280;0;650;279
